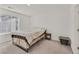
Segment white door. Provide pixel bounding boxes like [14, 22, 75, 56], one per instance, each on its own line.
[74, 6, 79, 53]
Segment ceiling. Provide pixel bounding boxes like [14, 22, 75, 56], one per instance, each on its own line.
[0, 4, 72, 16]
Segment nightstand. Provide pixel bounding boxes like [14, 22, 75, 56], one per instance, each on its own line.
[45, 33, 51, 40]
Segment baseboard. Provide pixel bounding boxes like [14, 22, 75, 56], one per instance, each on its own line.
[51, 38, 60, 42]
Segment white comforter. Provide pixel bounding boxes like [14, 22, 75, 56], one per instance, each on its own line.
[12, 28, 46, 44]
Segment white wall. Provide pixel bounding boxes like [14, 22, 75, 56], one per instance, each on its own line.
[31, 5, 71, 41]
[0, 33, 11, 43]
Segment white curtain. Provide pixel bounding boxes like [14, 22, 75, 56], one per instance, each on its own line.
[0, 15, 20, 33]
[11, 17, 20, 32]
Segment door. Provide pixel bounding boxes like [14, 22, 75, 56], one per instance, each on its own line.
[74, 6, 79, 53]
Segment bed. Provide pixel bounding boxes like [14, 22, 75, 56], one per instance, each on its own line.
[11, 28, 48, 52]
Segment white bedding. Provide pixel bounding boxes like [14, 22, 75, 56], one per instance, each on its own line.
[12, 28, 46, 44]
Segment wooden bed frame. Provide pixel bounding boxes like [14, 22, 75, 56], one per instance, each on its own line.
[11, 30, 51, 52]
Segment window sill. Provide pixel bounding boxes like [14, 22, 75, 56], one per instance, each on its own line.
[0, 32, 11, 36]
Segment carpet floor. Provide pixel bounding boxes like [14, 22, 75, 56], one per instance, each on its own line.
[0, 39, 73, 54]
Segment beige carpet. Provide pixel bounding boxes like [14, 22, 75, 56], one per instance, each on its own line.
[0, 39, 73, 54]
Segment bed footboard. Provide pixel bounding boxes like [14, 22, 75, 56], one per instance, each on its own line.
[12, 35, 30, 52]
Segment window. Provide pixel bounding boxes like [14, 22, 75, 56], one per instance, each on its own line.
[0, 15, 20, 33]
